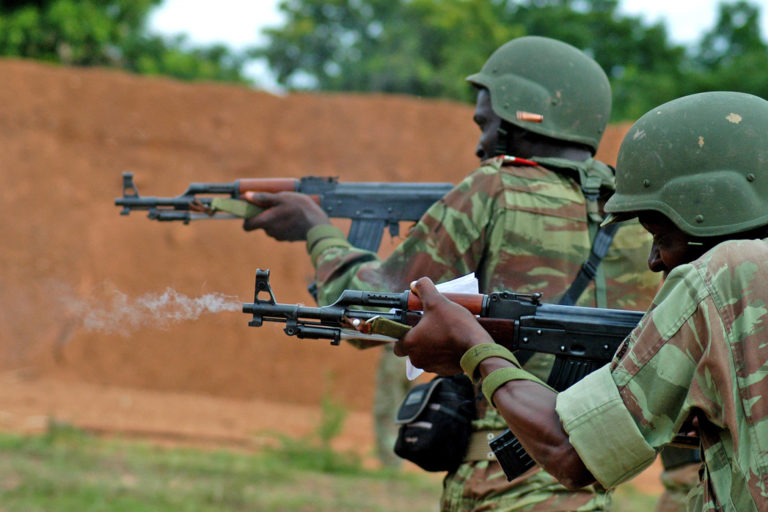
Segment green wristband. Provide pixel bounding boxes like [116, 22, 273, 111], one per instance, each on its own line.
[306, 224, 353, 264]
[311, 237, 353, 259]
[481, 366, 546, 407]
[306, 224, 347, 250]
[460, 343, 520, 383]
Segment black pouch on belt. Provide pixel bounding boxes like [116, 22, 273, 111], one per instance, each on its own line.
[393, 374, 476, 472]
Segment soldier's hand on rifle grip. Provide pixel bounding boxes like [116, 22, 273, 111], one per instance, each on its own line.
[394, 277, 493, 376]
[242, 191, 331, 241]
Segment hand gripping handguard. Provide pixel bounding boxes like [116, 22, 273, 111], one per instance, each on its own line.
[115, 173, 453, 252]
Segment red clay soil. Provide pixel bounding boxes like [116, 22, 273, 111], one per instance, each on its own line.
[0, 59, 660, 490]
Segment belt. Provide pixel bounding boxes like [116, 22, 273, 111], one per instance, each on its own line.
[463, 430, 505, 462]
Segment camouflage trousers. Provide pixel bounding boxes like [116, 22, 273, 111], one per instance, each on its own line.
[654, 462, 703, 512]
[440, 460, 611, 512]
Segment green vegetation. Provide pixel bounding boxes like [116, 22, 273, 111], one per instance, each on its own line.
[0, 419, 659, 512]
[259, 0, 768, 120]
[3, 1, 766, 120]
[0, 0, 249, 84]
[260, 387, 364, 475]
[0, 421, 438, 512]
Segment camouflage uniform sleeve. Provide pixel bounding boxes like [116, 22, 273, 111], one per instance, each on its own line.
[556, 260, 716, 489]
[556, 365, 657, 487]
[308, 164, 506, 305]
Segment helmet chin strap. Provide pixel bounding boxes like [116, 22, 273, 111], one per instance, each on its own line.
[494, 122, 511, 157]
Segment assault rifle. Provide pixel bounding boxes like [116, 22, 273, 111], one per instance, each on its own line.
[243, 269, 642, 388]
[115, 172, 453, 252]
[242, 269, 697, 479]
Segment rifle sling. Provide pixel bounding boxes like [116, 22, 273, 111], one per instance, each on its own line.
[515, 223, 619, 368]
[558, 223, 619, 307]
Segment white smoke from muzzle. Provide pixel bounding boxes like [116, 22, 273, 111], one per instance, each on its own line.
[63, 286, 242, 337]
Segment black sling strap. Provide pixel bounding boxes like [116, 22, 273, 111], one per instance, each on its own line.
[557, 223, 620, 306]
[515, 222, 619, 367]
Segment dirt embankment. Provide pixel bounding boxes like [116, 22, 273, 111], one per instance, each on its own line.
[0, 58, 630, 411]
[0, 59, 469, 409]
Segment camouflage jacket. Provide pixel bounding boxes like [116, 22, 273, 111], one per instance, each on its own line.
[307, 156, 659, 428]
[557, 238, 768, 511]
[308, 157, 656, 306]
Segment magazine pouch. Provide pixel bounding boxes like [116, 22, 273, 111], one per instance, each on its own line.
[393, 374, 475, 472]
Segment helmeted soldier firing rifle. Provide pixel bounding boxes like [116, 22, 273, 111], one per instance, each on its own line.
[241, 269, 704, 480]
[114, 172, 453, 252]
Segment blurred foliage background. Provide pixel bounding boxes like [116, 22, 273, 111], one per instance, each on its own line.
[0, 0, 248, 83]
[2, 0, 766, 121]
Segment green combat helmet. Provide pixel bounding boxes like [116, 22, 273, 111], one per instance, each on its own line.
[466, 36, 611, 153]
[604, 91, 768, 237]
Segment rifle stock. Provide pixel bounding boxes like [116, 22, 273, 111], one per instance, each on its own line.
[115, 172, 453, 252]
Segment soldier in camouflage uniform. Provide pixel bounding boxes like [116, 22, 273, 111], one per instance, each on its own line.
[395, 91, 768, 511]
[244, 36, 658, 510]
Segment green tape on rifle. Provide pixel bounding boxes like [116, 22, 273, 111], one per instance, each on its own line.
[210, 198, 264, 218]
[365, 316, 411, 339]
